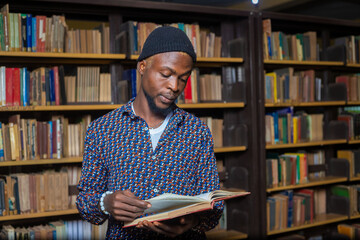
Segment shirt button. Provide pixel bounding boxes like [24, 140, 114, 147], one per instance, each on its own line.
[145, 127, 148, 131]
[154, 188, 159, 193]
[152, 156, 156, 160]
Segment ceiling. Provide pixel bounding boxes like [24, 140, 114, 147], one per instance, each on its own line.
[139, 0, 360, 20]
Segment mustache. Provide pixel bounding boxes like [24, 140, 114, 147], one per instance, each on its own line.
[161, 93, 177, 100]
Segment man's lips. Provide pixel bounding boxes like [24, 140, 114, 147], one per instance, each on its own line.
[159, 95, 175, 104]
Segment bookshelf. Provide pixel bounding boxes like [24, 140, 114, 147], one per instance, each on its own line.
[256, 10, 360, 239]
[0, 0, 255, 239]
[267, 213, 348, 236]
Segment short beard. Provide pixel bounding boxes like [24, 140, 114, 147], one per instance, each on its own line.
[143, 88, 174, 116]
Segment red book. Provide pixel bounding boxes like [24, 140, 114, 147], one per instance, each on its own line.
[297, 189, 314, 223]
[53, 66, 60, 105]
[36, 16, 46, 52]
[335, 75, 350, 101]
[5, 68, 13, 106]
[184, 75, 192, 104]
[12, 68, 21, 106]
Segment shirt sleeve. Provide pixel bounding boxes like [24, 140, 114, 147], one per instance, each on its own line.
[76, 120, 108, 225]
[193, 125, 224, 232]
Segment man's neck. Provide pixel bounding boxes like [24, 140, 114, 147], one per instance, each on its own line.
[133, 94, 166, 127]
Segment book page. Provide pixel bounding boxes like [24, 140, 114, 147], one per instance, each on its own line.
[144, 193, 208, 214]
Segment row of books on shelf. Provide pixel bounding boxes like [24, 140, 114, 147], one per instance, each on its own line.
[266, 151, 325, 189]
[336, 75, 360, 102]
[66, 24, 110, 54]
[0, 166, 81, 216]
[267, 188, 326, 231]
[0, 4, 110, 53]
[262, 18, 360, 64]
[268, 185, 360, 232]
[117, 21, 223, 58]
[265, 108, 323, 145]
[0, 65, 113, 107]
[200, 117, 223, 148]
[332, 35, 360, 64]
[338, 223, 360, 239]
[65, 67, 111, 103]
[1, 220, 107, 240]
[265, 68, 322, 104]
[1, 65, 245, 107]
[262, 19, 318, 61]
[0, 114, 91, 162]
[265, 68, 360, 105]
[337, 106, 360, 141]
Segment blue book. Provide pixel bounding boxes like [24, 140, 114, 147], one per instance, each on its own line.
[0, 122, 4, 160]
[267, 36, 272, 57]
[178, 22, 185, 32]
[26, 14, 32, 51]
[267, 197, 276, 231]
[31, 17, 36, 52]
[280, 190, 293, 228]
[133, 23, 138, 53]
[122, 69, 137, 98]
[22, 67, 28, 106]
[49, 69, 55, 105]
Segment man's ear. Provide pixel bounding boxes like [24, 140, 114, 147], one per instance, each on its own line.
[137, 60, 146, 75]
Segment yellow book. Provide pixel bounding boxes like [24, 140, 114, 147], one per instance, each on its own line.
[266, 72, 278, 103]
[292, 117, 298, 144]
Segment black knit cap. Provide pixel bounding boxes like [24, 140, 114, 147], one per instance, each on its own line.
[138, 26, 197, 63]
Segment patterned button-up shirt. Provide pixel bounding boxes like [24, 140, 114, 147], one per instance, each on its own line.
[76, 99, 223, 239]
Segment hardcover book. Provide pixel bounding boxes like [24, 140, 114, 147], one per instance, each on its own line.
[124, 189, 250, 227]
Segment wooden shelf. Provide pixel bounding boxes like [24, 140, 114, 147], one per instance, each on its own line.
[266, 139, 347, 149]
[0, 51, 126, 64]
[0, 209, 79, 222]
[214, 146, 247, 153]
[267, 213, 348, 236]
[0, 157, 82, 167]
[206, 229, 248, 240]
[348, 139, 360, 144]
[265, 101, 346, 107]
[346, 101, 360, 105]
[0, 105, 123, 112]
[350, 214, 360, 220]
[0, 102, 245, 112]
[266, 176, 348, 193]
[346, 63, 360, 68]
[263, 59, 344, 66]
[350, 176, 360, 182]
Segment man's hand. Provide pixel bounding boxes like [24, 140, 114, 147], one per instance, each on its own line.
[101, 189, 151, 222]
[136, 214, 200, 238]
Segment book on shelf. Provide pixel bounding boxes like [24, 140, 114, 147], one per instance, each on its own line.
[0, 220, 108, 240]
[267, 188, 327, 232]
[262, 19, 318, 61]
[116, 21, 223, 58]
[123, 189, 250, 227]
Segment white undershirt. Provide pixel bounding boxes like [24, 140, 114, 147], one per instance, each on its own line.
[131, 103, 172, 151]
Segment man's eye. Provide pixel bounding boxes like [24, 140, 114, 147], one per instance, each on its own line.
[180, 78, 187, 82]
[160, 73, 170, 78]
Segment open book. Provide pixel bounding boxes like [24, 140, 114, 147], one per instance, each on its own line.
[123, 189, 250, 227]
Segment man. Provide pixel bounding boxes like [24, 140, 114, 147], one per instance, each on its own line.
[76, 26, 223, 239]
